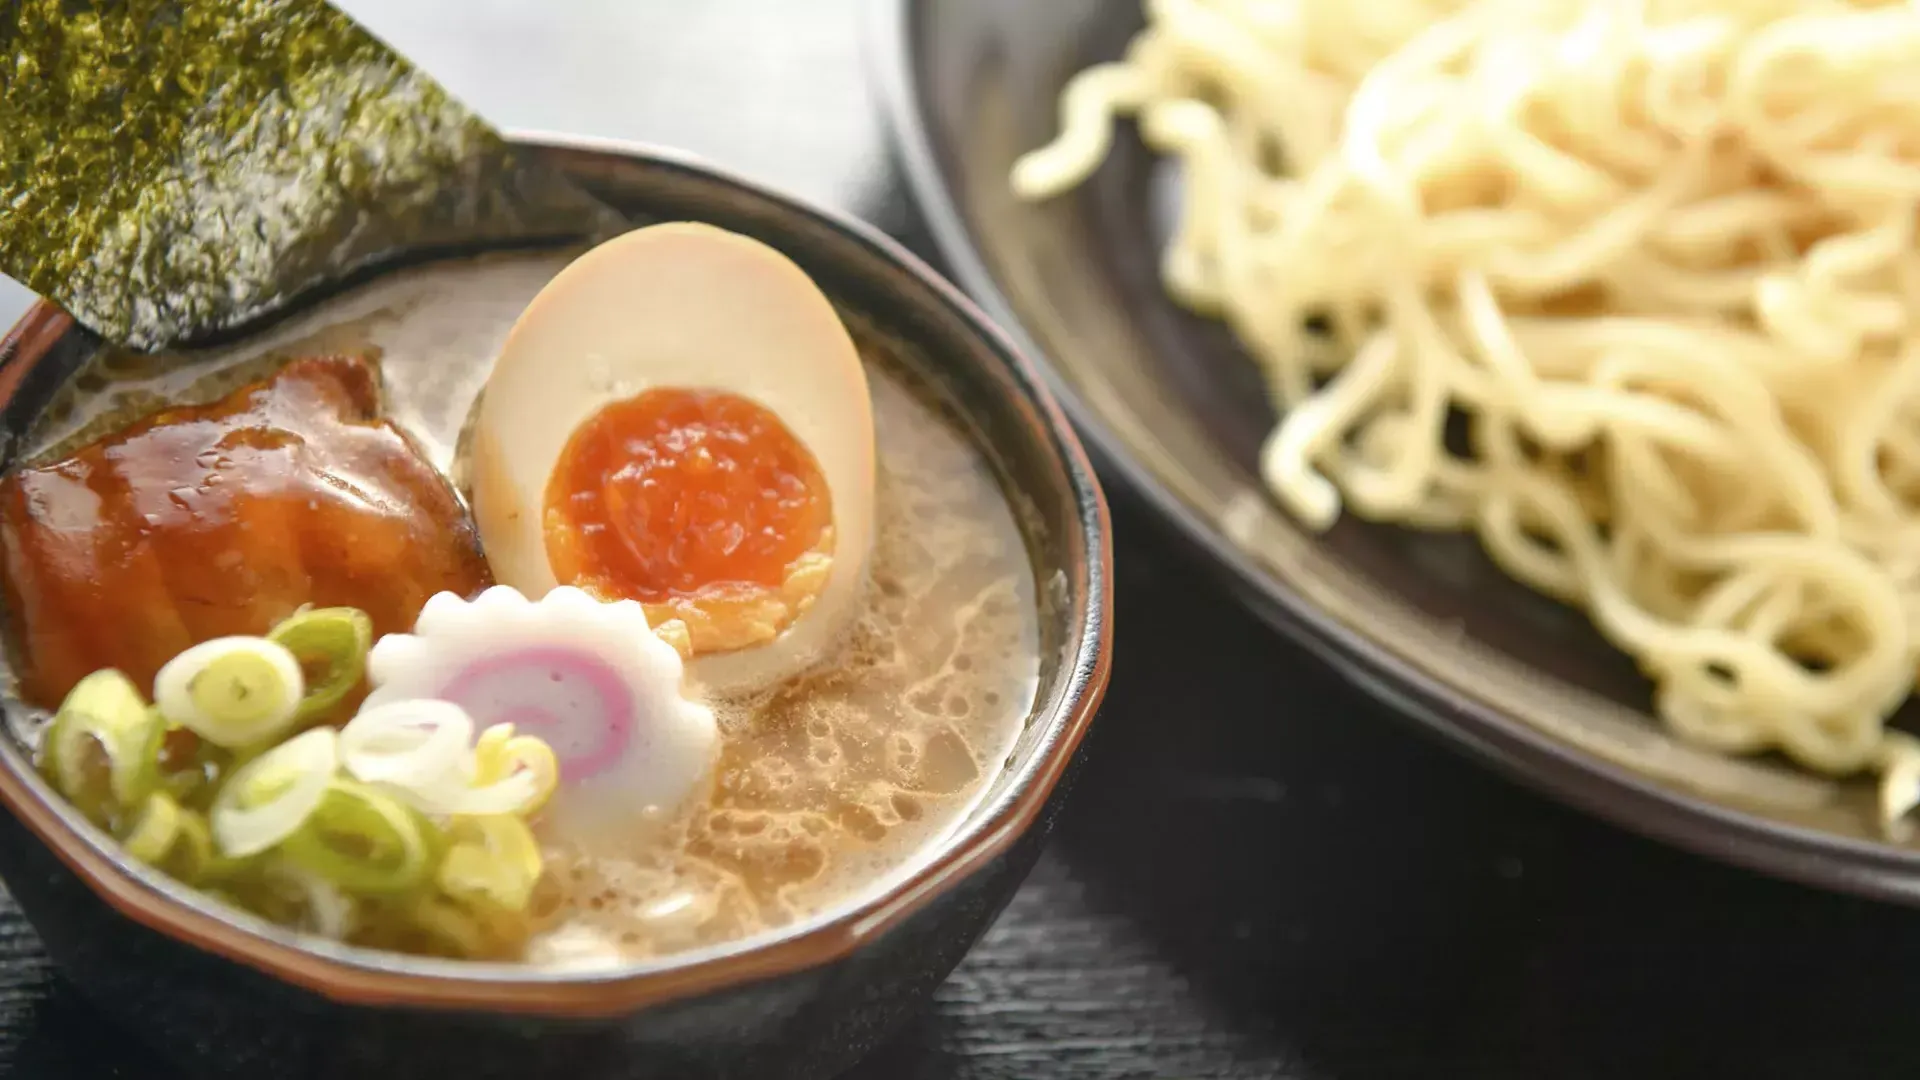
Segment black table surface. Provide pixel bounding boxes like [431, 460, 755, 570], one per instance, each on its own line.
[9, 4, 1920, 1078]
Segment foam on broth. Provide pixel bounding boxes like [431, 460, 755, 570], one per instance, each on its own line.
[6, 250, 1041, 965]
[530, 369, 1038, 964]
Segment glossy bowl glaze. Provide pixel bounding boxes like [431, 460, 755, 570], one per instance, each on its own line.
[0, 134, 1111, 1080]
[868, 0, 1920, 902]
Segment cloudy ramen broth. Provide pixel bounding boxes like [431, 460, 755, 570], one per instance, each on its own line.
[6, 250, 1040, 965]
[531, 370, 1038, 964]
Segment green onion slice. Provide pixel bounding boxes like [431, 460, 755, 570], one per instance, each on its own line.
[164, 806, 239, 885]
[42, 671, 165, 820]
[408, 896, 487, 958]
[210, 727, 338, 858]
[338, 698, 472, 794]
[473, 724, 559, 816]
[155, 636, 305, 749]
[281, 778, 436, 895]
[260, 859, 357, 941]
[119, 790, 183, 866]
[436, 814, 542, 912]
[268, 607, 372, 723]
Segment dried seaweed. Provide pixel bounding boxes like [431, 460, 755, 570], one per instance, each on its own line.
[0, 0, 625, 350]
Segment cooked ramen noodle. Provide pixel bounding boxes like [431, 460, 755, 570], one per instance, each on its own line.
[1015, 0, 1920, 822]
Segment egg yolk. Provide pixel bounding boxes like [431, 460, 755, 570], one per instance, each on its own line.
[543, 389, 833, 651]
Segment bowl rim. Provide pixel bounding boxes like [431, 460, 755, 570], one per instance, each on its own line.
[0, 130, 1114, 1015]
[862, 0, 1920, 904]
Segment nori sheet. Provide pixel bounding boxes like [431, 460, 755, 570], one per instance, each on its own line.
[0, 0, 626, 350]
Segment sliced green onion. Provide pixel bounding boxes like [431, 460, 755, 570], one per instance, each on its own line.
[157, 725, 218, 808]
[268, 607, 373, 723]
[407, 896, 490, 958]
[418, 771, 544, 818]
[155, 637, 305, 749]
[163, 806, 241, 885]
[42, 671, 165, 821]
[210, 727, 338, 858]
[339, 699, 472, 794]
[119, 791, 183, 866]
[370, 722, 558, 818]
[281, 778, 436, 895]
[473, 724, 559, 815]
[403, 894, 532, 961]
[256, 859, 357, 941]
[436, 814, 542, 912]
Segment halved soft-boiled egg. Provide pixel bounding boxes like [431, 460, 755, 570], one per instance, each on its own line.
[470, 222, 875, 691]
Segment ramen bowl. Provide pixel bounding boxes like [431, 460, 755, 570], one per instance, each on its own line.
[0, 135, 1111, 1080]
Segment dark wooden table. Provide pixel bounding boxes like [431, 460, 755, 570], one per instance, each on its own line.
[9, 3, 1920, 1077]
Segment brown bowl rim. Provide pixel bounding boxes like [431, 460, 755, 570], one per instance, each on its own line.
[0, 132, 1114, 1017]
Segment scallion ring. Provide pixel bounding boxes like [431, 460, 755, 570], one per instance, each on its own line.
[403, 770, 545, 818]
[210, 727, 338, 858]
[406, 896, 492, 959]
[437, 814, 543, 912]
[42, 671, 165, 821]
[164, 806, 234, 885]
[268, 607, 373, 723]
[473, 724, 560, 815]
[155, 637, 305, 749]
[281, 778, 437, 895]
[119, 790, 183, 866]
[261, 859, 357, 941]
[338, 698, 473, 795]
[386, 723, 559, 817]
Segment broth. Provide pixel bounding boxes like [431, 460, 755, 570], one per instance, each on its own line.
[530, 369, 1038, 964]
[4, 250, 1040, 964]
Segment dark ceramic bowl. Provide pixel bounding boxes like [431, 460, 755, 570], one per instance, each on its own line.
[0, 134, 1111, 1080]
[867, 0, 1920, 902]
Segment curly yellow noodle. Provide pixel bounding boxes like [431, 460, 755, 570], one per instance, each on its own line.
[1012, 0, 1920, 803]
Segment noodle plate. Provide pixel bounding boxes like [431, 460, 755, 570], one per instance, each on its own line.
[1014, 0, 1920, 817]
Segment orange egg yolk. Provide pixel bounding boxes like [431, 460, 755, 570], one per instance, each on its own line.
[543, 389, 833, 610]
